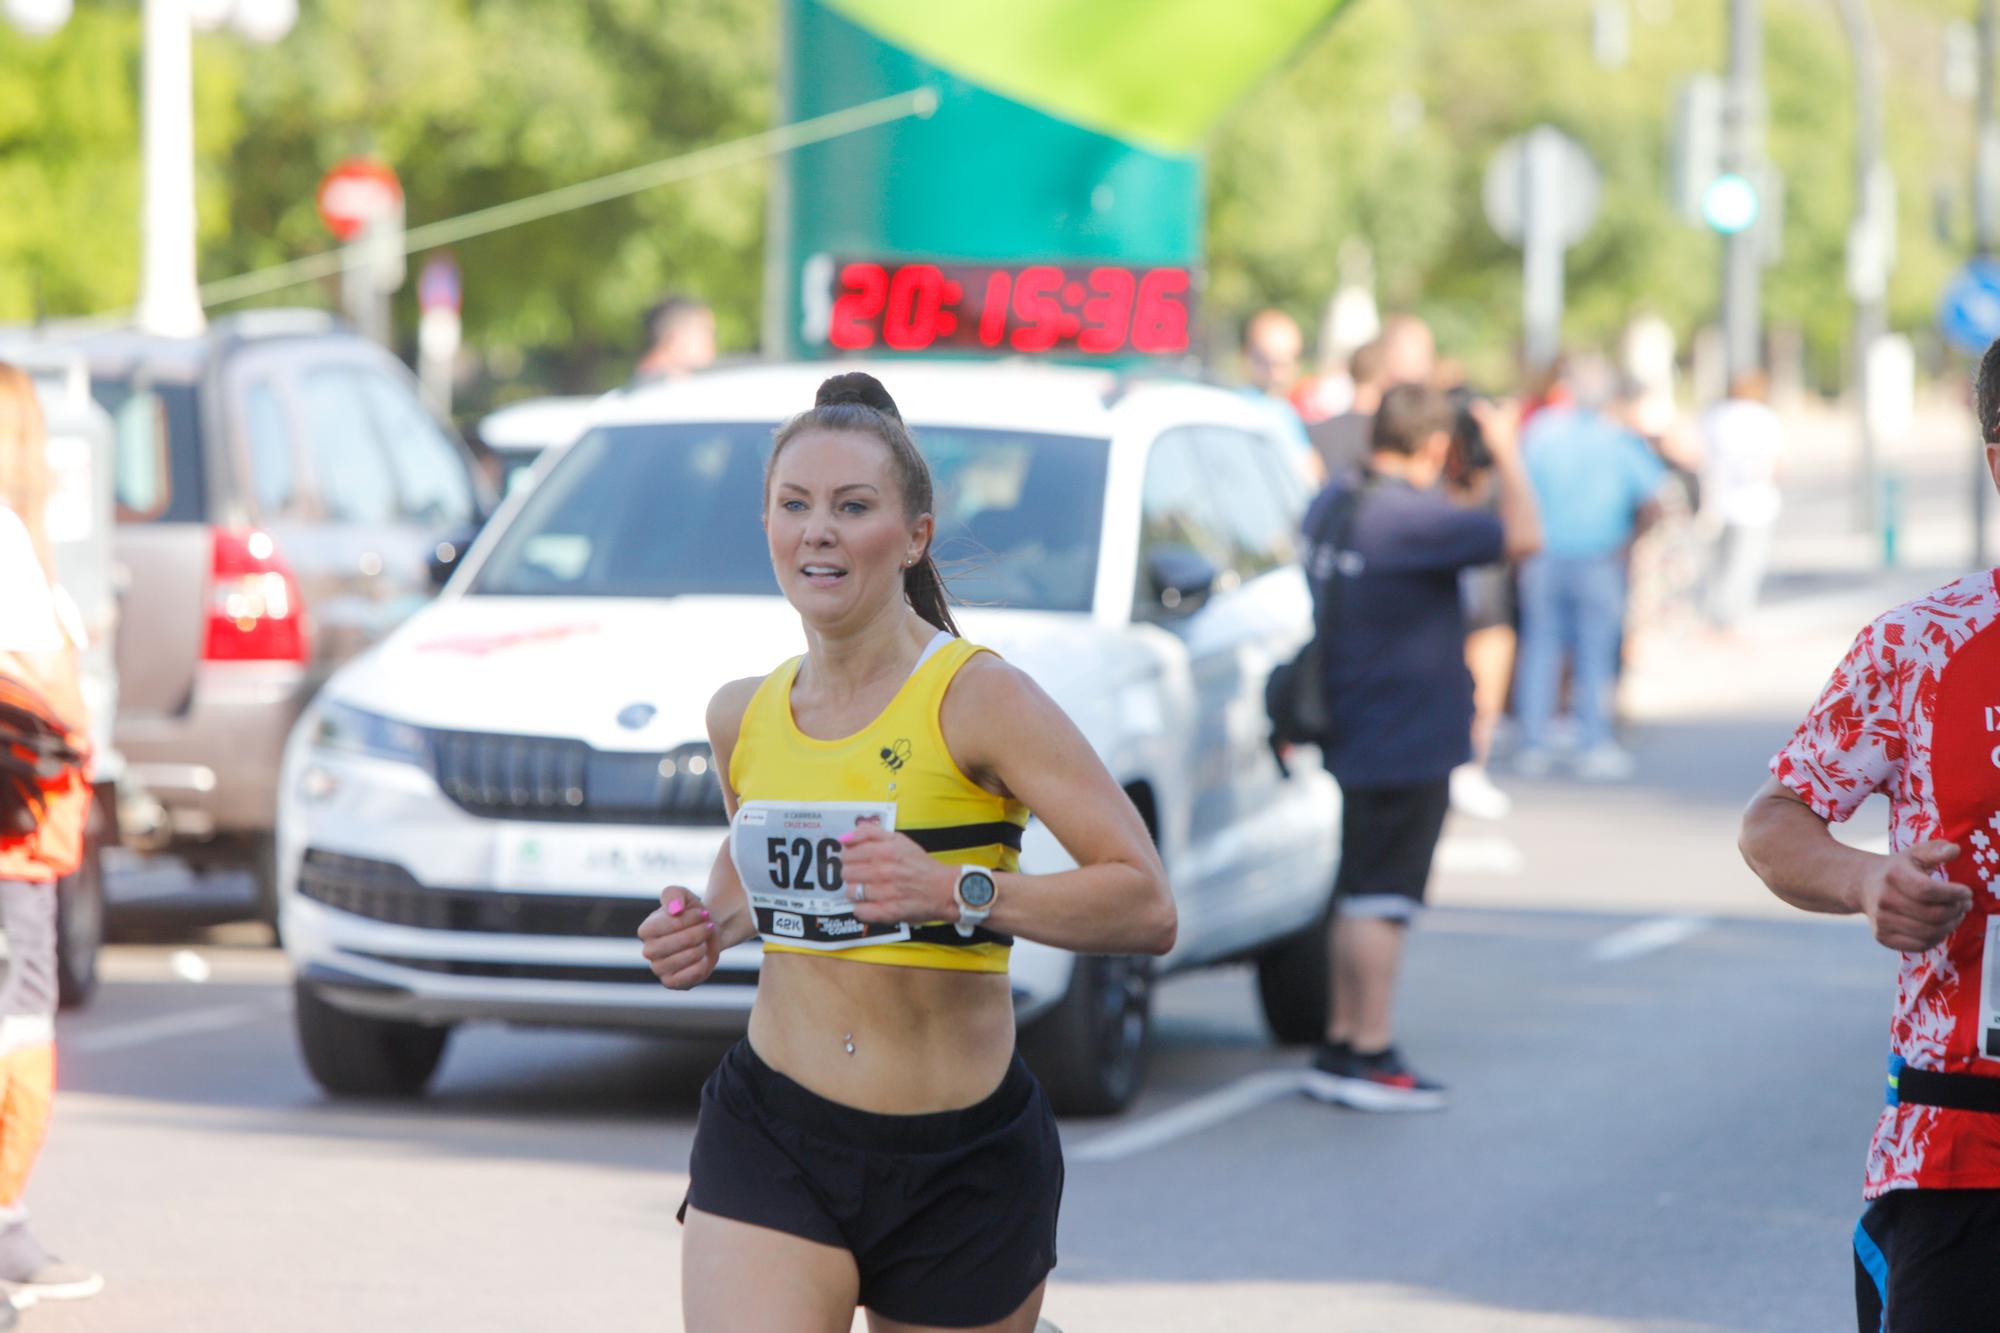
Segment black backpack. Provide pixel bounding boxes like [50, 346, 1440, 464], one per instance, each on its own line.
[1265, 481, 1369, 765]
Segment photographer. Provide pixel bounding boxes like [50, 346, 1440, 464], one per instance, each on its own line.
[1302, 383, 1539, 1111]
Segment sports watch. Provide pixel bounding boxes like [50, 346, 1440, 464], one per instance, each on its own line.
[952, 866, 998, 938]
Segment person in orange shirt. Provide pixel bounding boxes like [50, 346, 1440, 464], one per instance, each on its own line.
[0, 364, 102, 1320]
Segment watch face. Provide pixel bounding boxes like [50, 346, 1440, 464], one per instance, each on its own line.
[959, 872, 996, 909]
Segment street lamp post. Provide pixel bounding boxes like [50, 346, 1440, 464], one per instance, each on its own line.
[8, 0, 296, 337]
[1834, 0, 1887, 534]
[1720, 0, 1764, 379]
[135, 0, 203, 336]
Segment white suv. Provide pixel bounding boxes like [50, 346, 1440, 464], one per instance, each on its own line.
[277, 361, 1340, 1114]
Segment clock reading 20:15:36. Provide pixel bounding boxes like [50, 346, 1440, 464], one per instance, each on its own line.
[826, 260, 1193, 356]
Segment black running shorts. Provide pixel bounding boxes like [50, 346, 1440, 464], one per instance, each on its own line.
[681, 1039, 1062, 1328]
[1332, 778, 1452, 922]
[1854, 1187, 2000, 1331]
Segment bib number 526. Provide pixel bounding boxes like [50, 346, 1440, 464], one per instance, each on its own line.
[766, 836, 845, 892]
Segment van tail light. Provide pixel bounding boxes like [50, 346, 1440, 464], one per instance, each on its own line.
[203, 529, 309, 663]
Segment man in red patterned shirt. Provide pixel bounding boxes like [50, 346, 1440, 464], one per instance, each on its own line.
[1740, 340, 2000, 1331]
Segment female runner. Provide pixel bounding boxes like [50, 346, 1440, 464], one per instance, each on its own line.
[639, 371, 1175, 1332]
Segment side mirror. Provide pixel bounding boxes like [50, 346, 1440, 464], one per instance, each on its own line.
[1145, 546, 1218, 615]
[427, 522, 481, 592]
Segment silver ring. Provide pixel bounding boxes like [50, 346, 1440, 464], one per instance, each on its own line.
[851, 882, 866, 901]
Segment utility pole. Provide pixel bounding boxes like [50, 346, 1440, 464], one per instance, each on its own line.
[1977, 0, 1997, 567]
[1720, 0, 1764, 380]
[1835, 0, 1887, 534]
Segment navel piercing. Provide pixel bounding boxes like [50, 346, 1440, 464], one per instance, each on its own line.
[843, 1033, 856, 1056]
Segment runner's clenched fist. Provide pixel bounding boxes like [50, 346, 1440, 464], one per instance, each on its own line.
[639, 888, 719, 989]
[1859, 840, 1971, 954]
[836, 824, 954, 925]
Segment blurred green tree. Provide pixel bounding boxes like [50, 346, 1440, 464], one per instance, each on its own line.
[1206, 0, 1978, 393]
[217, 0, 773, 393]
[1, 0, 770, 399]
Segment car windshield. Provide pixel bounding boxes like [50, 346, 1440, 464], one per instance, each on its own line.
[469, 421, 1110, 612]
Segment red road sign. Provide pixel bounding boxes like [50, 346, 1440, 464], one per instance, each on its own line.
[317, 157, 402, 242]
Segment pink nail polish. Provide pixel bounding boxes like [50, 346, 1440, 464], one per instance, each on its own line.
[667, 899, 684, 917]
[700, 909, 710, 920]
[837, 832, 855, 845]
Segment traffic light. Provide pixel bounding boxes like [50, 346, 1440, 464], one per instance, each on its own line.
[1702, 173, 1759, 235]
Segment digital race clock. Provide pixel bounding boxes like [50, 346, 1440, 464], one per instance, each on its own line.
[814, 258, 1195, 358]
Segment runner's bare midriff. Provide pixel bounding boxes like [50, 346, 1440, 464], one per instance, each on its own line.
[748, 952, 1016, 1113]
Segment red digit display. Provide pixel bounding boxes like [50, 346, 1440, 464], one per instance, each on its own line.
[977, 271, 1012, 347]
[1009, 265, 1065, 353]
[818, 258, 1193, 358]
[829, 263, 888, 350]
[1077, 267, 1137, 354]
[882, 264, 945, 351]
[1131, 268, 1191, 355]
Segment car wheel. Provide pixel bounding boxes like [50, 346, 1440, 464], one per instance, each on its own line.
[293, 979, 449, 1098]
[1019, 953, 1154, 1118]
[54, 820, 105, 1012]
[1255, 907, 1331, 1046]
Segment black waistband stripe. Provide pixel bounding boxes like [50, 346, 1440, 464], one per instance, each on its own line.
[900, 821, 1025, 854]
[909, 922, 1014, 949]
[1896, 1066, 2000, 1114]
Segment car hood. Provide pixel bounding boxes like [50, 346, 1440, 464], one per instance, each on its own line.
[325, 595, 1124, 752]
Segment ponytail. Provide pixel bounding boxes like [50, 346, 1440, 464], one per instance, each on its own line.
[903, 552, 959, 636]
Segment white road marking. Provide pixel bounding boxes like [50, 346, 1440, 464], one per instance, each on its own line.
[1589, 915, 1712, 963]
[1433, 834, 1526, 877]
[64, 999, 282, 1054]
[170, 950, 213, 984]
[1069, 1070, 1309, 1163]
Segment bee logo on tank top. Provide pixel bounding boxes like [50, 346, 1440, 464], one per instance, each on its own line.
[879, 739, 911, 773]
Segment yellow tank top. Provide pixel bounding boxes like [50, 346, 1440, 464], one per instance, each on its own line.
[729, 635, 1027, 973]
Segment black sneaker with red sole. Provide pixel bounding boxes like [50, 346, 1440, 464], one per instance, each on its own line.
[1304, 1043, 1447, 1112]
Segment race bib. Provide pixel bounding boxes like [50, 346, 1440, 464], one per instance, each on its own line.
[729, 801, 906, 950]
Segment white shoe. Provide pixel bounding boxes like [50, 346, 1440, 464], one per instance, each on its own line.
[0, 1260, 101, 1302]
[1574, 744, 1636, 782]
[1513, 747, 1556, 779]
[1449, 764, 1512, 820]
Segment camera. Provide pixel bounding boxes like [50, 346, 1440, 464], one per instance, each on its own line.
[1446, 385, 1493, 474]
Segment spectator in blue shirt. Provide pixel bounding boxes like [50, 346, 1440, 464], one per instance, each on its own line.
[1512, 359, 1668, 781]
[1301, 383, 1540, 1111]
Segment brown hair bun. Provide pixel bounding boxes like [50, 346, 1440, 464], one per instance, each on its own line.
[814, 371, 901, 423]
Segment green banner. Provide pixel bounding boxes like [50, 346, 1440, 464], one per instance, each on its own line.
[823, 0, 1350, 153]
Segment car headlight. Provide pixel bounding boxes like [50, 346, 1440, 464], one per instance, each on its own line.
[312, 700, 431, 768]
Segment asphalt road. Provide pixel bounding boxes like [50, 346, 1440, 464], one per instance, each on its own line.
[32, 596, 1908, 1332]
[26, 894, 1887, 1333]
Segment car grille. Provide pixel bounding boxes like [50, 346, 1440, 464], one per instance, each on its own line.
[426, 732, 726, 825]
[299, 849, 655, 938]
